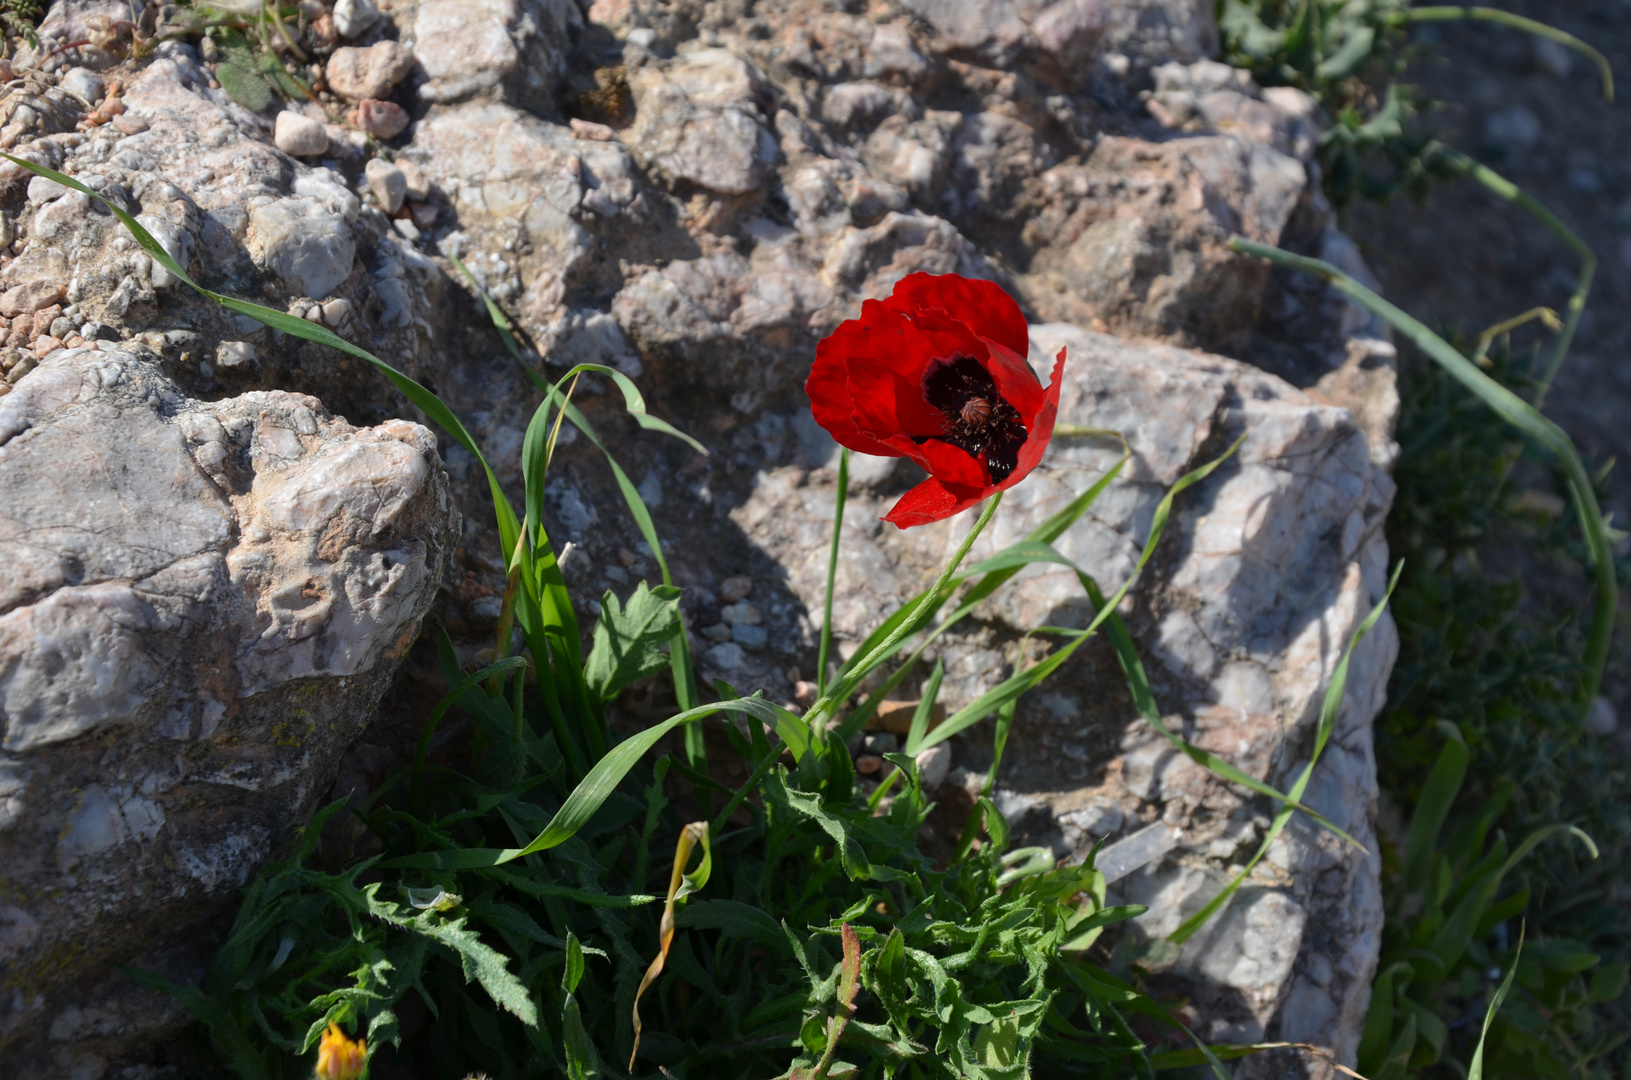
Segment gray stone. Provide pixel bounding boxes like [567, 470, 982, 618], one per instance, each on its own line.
[56, 67, 104, 107]
[248, 197, 357, 299]
[333, 0, 382, 39]
[413, 0, 580, 113]
[274, 110, 329, 157]
[0, 345, 457, 1070]
[365, 157, 407, 215]
[325, 40, 416, 103]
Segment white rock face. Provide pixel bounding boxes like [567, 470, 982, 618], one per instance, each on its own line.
[0, 345, 457, 1066]
[248, 197, 357, 299]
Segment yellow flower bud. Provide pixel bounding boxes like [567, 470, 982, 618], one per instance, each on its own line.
[314, 1021, 367, 1080]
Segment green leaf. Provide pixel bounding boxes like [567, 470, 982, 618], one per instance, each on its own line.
[365, 887, 538, 1026]
[585, 581, 683, 704]
[563, 931, 586, 994]
[1469, 925, 1524, 1080]
[1403, 722, 1469, 896]
[216, 56, 274, 111]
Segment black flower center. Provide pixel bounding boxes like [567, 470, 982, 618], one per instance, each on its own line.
[918, 354, 1028, 484]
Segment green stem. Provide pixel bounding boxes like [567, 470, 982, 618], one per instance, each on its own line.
[805, 493, 1004, 728]
[1397, 8, 1613, 102]
[817, 449, 849, 696]
[1229, 237, 1614, 706]
[1435, 148, 1597, 404]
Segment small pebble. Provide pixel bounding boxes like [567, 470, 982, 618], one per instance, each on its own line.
[333, 0, 382, 38]
[398, 159, 429, 200]
[915, 744, 952, 790]
[406, 200, 439, 230]
[855, 754, 883, 775]
[321, 297, 353, 326]
[392, 216, 421, 241]
[365, 157, 407, 214]
[32, 335, 62, 357]
[731, 622, 768, 649]
[701, 623, 733, 643]
[216, 340, 256, 368]
[58, 67, 105, 105]
[719, 575, 753, 602]
[326, 41, 414, 102]
[569, 117, 617, 141]
[721, 602, 761, 625]
[274, 111, 329, 157]
[354, 98, 409, 139]
[112, 114, 149, 135]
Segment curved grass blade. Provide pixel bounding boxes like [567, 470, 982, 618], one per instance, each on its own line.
[380, 696, 808, 870]
[631, 821, 711, 1069]
[1169, 564, 1400, 945]
[1399, 8, 1613, 102]
[1229, 236, 1615, 705]
[1468, 923, 1524, 1080]
[916, 435, 1243, 753]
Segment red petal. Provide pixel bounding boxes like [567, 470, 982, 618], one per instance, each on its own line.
[881, 433, 990, 489]
[998, 346, 1066, 492]
[982, 339, 1045, 423]
[807, 297, 949, 455]
[882, 475, 988, 528]
[890, 272, 1029, 358]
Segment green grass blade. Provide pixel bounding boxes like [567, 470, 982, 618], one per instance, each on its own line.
[1469, 923, 1525, 1080]
[381, 697, 808, 870]
[817, 448, 849, 697]
[1401, 8, 1613, 102]
[1168, 565, 1399, 944]
[1402, 722, 1470, 896]
[1229, 236, 1615, 705]
[917, 436, 1242, 752]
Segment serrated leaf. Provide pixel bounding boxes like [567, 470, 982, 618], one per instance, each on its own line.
[585, 581, 683, 704]
[364, 887, 537, 1026]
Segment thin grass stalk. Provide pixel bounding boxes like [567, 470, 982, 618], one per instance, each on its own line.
[1397, 8, 1614, 102]
[817, 449, 849, 697]
[805, 493, 1004, 725]
[1229, 236, 1614, 705]
[1434, 148, 1597, 401]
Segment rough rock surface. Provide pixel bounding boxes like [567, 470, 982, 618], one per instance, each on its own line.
[0, 0, 1402, 1074]
[738, 326, 1395, 1060]
[0, 346, 458, 1076]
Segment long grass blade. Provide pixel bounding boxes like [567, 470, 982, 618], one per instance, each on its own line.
[817, 448, 849, 696]
[1168, 564, 1399, 945]
[1229, 236, 1614, 705]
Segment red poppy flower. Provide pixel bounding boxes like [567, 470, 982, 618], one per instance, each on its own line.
[805, 272, 1066, 528]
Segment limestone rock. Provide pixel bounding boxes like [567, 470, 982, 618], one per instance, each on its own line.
[333, 0, 382, 39]
[248, 196, 357, 299]
[413, 0, 581, 113]
[0, 344, 458, 1073]
[273, 110, 329, 157]
[626, 47, 779, 195]
[325, 40, 416, 103]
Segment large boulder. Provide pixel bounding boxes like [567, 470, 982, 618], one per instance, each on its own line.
[0, 345, 458, 1076]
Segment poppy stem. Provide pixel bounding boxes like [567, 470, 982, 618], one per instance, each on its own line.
[816, 449, 849, 698]
[806, 492, 1004, 725]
